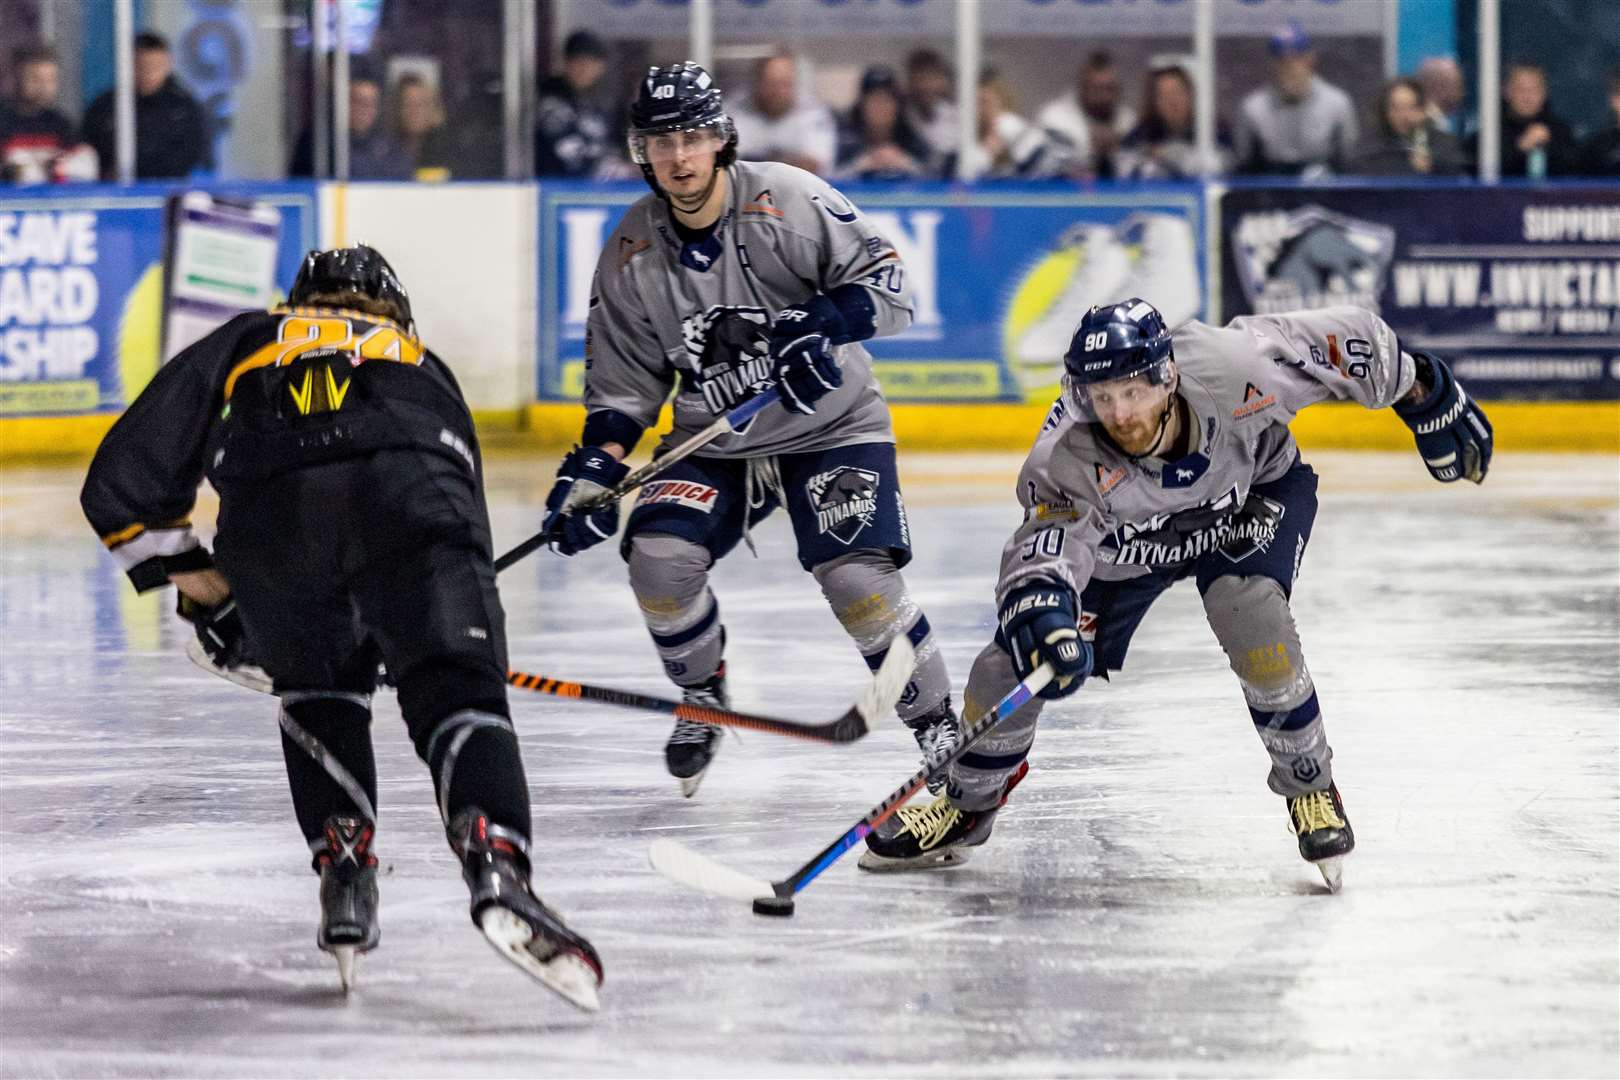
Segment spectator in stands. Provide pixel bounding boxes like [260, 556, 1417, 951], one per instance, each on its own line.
[834, 66, 933, 180]
[392, 74, 453, 179]
[83, 32, 212, 180]
[903, 49, 958, 172]
[947, 69, 1069, 181]
[1233, 20, 1357, 176]
[289, 73, 412, 179]
[1, 44, 94, 184]
[536, 30, 616, 177]
[1350, 77, 1467, 176]
[1116, 64, 1231, 180]
[1417, 56, 1469, 136]
[1036, 51, 1137, 179]
[1470, 62, 1580, 178]
[1578, 70, 1620, 176]
[730, 50, 837, 176]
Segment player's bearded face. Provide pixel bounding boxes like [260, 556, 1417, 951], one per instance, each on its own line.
[1085, 374, 1173, 455]
[649, 129, 724, 204]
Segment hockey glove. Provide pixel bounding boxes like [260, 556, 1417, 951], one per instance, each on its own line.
[998, 582, 1093, 700]
[1393, 351, 1493, 485]
[769, 297, 843, 415]
[177, 592, 273, 693]
[542, 445, 629, 556]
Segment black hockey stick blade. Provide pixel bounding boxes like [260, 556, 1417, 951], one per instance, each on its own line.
[648, 664, 1055, 912]
[508, 635, 913, 746]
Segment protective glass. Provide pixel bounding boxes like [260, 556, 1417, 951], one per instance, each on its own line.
[628, 121, 730, 165]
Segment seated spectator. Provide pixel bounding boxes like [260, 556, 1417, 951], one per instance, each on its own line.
[1, 44, 95, 183]
[1469, 62, 1580, 178]
[1117, 64, 1231, 180]
[903, 49, 958, 172]
[1036, 51, 1137, 179]
[289, 73, 412, 179]
[1579, 70, 1620, 176]
[536, 30, 616, 177]
[834, 66, 932, 180]
[730, 50, 836, 176]
[1233, 20, 1357, 176]
[1417, 56, 1469, 136]
[1350, 77, 1467, 176]
[83, 32, 211, 180]
[946, 69, 1070, 180]
[392, 73, 453, 179]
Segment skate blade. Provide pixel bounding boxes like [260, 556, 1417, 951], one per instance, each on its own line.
[478, 907, 600, 1012]
[1314, 855, 1345, 893]
[331, 945, 357, 993]
[856, 846, 973, 873]
[677, 771, 707, 799]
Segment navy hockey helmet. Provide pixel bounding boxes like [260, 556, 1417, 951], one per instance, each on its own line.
[288, 244, 413, 329]
[628, 62, 737, 187]
[1063, 298, 1175, 388]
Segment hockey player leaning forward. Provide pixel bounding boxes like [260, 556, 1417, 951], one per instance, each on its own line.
[543, 62, 958, 797]
[80, 247, 603, 1009]
[861, 298, 1494, 890]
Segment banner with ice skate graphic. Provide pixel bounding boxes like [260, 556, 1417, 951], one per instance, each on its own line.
[807, 466, 881, 546]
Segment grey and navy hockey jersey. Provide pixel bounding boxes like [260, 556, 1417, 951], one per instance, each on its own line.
[997, 306, 1414, 605]
[583, 159, 911, 457]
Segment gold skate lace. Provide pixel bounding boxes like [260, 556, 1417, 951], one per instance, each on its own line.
[1289, 789, 1344, 835]
[896, 795, 963, 851]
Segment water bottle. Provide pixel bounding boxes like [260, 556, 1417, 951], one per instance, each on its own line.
[1527, 145, 1547, 180]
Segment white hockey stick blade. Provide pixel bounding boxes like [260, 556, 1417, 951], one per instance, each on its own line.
[185, 637, 274, 695]
[649, 838, 775, 904]
[478, 907, 601, 1012]
[856, 635, 917, 727]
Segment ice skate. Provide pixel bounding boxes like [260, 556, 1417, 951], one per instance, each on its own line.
[665, 665, 727, 798]
[1287, 782, 1355, 892]
[315, 815, 380, 993]
[904, 697, 961, 795]
[452, 809, 603, 1012]
[859, 762, 1028, 872]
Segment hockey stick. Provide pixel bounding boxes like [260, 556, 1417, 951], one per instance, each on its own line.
[648, 662, 1055, 913]
[493, 388, 782, 572]
[507, 636, 913, 745]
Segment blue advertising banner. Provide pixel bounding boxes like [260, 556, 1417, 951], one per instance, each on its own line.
[538, 181, 1205, 404]
[0, 182, 317, 417]
[1219, 182, 1620, 399]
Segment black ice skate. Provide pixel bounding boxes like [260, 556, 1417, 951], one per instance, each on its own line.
[315, 815, 380, 993]
[1287, 782, 1355, 893]
[859, 761, 1028, 872]
[904, 697, 961, 795]
[665, 664, 727, 798]
[451, 808, 603, 1012]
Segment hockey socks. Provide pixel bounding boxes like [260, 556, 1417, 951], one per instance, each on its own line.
[278, 691, 378, 851]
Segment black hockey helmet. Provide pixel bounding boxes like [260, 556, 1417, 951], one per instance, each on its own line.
[1063, 298, 1175, 387]
[288, 244, 413, 329]
[627, 62, 737, 190]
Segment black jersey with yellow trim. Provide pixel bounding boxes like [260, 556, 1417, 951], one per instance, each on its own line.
[81, 306, 478, 593]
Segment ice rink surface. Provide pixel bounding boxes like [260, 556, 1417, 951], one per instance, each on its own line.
[2, 450, 1616, 1078]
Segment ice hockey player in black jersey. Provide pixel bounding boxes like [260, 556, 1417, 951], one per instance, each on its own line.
[860, 297, 1493, 891]
[80, 245, 602, 1009]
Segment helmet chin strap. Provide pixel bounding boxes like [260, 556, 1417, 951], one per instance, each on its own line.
[1126, 375, 1182, 461]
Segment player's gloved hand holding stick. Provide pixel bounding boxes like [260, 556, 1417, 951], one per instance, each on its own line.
[540, 445, 630, 556]
[769, 294, 846, 415]
[1393, 350, 1493, 485]
[998, 582, 1093, 699]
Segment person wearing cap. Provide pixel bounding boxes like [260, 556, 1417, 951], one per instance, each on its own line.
[535, 29, 617, 177]
[1233, 20, 1357, 176]
[834, 66, 934, 180]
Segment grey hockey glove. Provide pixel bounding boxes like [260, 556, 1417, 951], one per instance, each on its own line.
[542, 445, 629, 556]
[769, 296, 843, 415]
[998, 582, 1092, 700]
[1393, 351, 1492, 484]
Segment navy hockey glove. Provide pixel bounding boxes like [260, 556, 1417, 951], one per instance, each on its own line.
[998, 583, 1092, 700]
[542, 445, 629, 556]
[769, 297, 843, 415]
[177, 592, 253, 670]
[1393, 351, 1492, 485]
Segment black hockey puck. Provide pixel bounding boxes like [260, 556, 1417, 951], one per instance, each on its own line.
[752, 895, 795, 917]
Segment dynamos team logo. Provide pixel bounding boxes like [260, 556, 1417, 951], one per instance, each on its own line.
[1232, 205, 1396, 315]
[681, 305, 773, 417]
[807, 466, 881, 545]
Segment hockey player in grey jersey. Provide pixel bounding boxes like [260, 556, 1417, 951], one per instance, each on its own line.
[860, 297, 1493, 890]
[540, 62, 956, 796]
